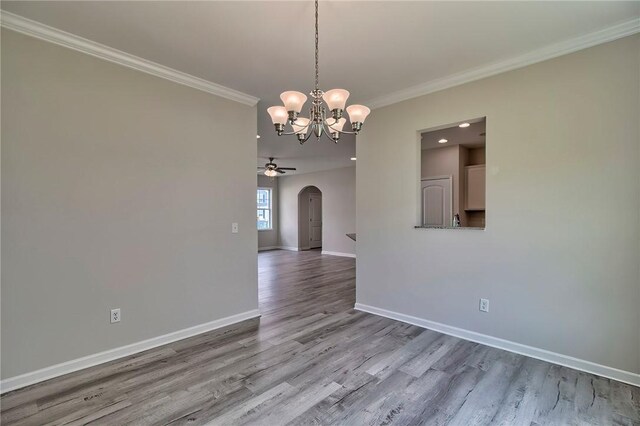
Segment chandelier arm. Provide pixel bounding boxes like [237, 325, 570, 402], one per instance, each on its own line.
[278, 122, 316, 137]
[324, 121, 341, 133]
[278, 119, 313, 136]
[320, 122, 339, 142]
[323, 120, 358, 135]
[294, 120, 313, 129]
[335, 129, 359, 135]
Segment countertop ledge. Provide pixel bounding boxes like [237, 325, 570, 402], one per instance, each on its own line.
[414, 225, 485, 230]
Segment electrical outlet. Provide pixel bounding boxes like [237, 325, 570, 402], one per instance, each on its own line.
[110, 308, 121, 323]
[479, 299, 489, 313]
[231, 222, 239, 233]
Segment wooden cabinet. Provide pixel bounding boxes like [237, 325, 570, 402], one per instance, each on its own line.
[464, 165, 485, 211]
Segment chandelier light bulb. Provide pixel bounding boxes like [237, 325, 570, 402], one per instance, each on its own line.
[280, 91, 308, 113]
[267, 106, 288, 125]
[292, 117, 310, 135]
[327, 117, 347, 133]
[346, 105, 371, 124]
[323, 89, 350, 111]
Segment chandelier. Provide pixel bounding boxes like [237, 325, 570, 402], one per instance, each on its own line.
[267, 0, 370, 144]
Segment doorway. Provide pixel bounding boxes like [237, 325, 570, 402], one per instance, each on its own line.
[421, 176, 452, 227]
[298, 186, 322, 250]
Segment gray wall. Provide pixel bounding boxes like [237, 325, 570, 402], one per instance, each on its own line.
[1, 29, 258, 379]
[257, 174, 279, 249]
[356, 35, 640, 374]
[279, 167, 356, 255]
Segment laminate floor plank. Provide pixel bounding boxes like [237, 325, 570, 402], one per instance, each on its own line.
[1, 249, 638, 425]
[447, 352, 525, 426]
[206, 382, 296, 426]
[257, 381, 341, 426]
[489, 357, 551, 425]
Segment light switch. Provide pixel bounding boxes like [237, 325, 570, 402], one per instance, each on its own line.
[232, 222, 239, 233]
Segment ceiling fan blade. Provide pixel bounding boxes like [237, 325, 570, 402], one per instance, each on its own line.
[277, 167, 297, 170]
[276, 170, 286, 174]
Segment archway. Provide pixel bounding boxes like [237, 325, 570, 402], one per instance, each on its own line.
[297, 186, 322, 250]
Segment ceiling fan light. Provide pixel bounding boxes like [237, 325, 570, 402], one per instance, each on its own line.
[323, 89, 350, 111]
[280, 91, 308, 113]
[264, 169, 278, 177]
[292, 117, 310, 135]
[267, 106, 288, 125]
[346, 105, 371, 124]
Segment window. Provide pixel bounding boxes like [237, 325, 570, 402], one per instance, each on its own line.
[257, 188, 272, 230]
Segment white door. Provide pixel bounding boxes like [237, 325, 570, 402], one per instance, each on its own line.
[422, 177, 452, 227]
[309, 194, 322, 248]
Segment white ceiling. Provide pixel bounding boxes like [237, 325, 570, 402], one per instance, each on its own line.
[422, 118, 486, 150]
[3, 1, 638, 175]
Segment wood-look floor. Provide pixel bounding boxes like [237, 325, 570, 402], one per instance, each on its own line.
[2, 249, 639, 425]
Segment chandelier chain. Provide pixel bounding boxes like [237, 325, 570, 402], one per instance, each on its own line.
[314, 0, 319, 92]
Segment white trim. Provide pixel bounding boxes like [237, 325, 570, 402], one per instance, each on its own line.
[0, 309, 260, 394]
[321, 250, 356, 258]
[0, 11, 259, 106]
[354, 303, 640, 387]
[277, 246, 300, 252]
[259, 247, 355, 257]
[421, 175, 452, 181]
[3, 11, 636, 111]
[366, 19, 640, 109]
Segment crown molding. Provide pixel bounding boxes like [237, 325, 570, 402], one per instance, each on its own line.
[2, 10, 637, 110]
[366, 18, 640, 109]
[0, 11, 260, 107]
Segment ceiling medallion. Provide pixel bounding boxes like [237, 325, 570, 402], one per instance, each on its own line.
[267, 0, 370, 144]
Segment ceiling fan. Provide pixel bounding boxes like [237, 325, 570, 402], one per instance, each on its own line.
[259, 157, 296, 177]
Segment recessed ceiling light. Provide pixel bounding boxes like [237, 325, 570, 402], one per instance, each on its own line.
[458, 123, 470, 128]
[350, 157, 357, 161]
[256, 135, 261, 139]
[438, 139, 448, 144]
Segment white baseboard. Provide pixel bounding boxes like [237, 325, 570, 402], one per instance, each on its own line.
[321, 250, 356, 258]
[264, 247, 356, 258]
[0, 309, 261, 394]
[354, 303, 640, 387]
